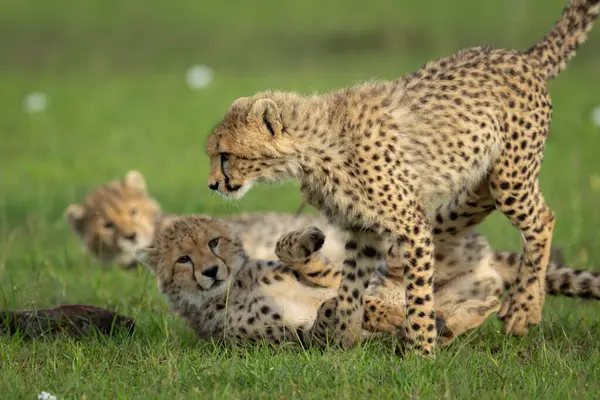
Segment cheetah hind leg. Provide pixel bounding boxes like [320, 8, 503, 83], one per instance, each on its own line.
[436, 297, 501, 347]
[491, 170, 555, 335]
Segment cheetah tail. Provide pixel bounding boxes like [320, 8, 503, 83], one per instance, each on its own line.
[524, 0, 599, 80]
[545, 260, 600, 299]
[490, 249, 600, 300]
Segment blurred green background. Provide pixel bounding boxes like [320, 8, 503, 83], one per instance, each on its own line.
[1, 0, 600, 398]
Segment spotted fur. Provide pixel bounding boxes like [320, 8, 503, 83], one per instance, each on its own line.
[205, 0, 599, 355]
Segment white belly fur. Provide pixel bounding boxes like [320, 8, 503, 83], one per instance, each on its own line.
[260, 278, 337, 328]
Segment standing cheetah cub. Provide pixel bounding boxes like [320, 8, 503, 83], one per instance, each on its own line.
[206, 0, 599, 355]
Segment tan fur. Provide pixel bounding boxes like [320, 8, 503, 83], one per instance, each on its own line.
[138, 215, 600, 349]
[205, 0, 599, 355]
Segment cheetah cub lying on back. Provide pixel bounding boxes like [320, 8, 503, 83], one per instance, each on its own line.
[206, 0, 600, 355]
[137, 215, 600, 348]
[137, 215, 406, 345]
[64, 170, 345, 269]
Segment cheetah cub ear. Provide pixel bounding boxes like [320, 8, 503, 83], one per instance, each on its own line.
[137, 246, 172, 284]
[230, 96, 250, 111]
[124, 170, 147, 193]
[248, 98, 283, 137]
[64, 204, 86, 234]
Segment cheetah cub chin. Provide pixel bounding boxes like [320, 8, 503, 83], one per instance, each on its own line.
[137, 215, 600, 349]
[136, 215, 407, 346]
[206, 0, 600, 355]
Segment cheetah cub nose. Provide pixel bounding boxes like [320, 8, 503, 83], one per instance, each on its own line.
[202, 265, 219, 279]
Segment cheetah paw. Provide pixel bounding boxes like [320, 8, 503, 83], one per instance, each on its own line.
[275, 226, 325, 264]
[398, 340, 437, 359]
[435, 314, 456, 348]
[362, 300, 406, 335]
[312, 298, 361, 349]
[498, 288, 543, 335]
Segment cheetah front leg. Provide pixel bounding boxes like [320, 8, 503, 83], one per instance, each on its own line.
[430, 183, 495, 246]
[362, 248, 409, 337]
[310, 230, 384, 348]
[311, 210, 437, 355]
[391, 183, 495, 353]
[361, 296, 406, 335]
[387, 213, 438, 357]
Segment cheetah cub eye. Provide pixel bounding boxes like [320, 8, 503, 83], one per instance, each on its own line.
[208, 238, 220, 250]
[104, 220, 115, 229]
[220, 153, 229, 170]
[176, 255, 193, 267]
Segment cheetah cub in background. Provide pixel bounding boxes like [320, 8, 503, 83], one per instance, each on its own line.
[65, 170, 164, 268]
[206, 0, 600, 355]
[137, 215, 600, 348]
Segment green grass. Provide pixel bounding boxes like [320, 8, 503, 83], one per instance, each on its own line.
[1, 0, 600, 398]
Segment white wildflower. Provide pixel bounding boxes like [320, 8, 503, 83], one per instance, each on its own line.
[23, 92, 48, 113]
[37, 391, 57, 400]
[186, 65, 214, 89]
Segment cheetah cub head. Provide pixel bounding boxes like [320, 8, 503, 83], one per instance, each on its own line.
[136, 215, 247, 301]
[64, 170, 161, 268]
[206, 92, 302, 199]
